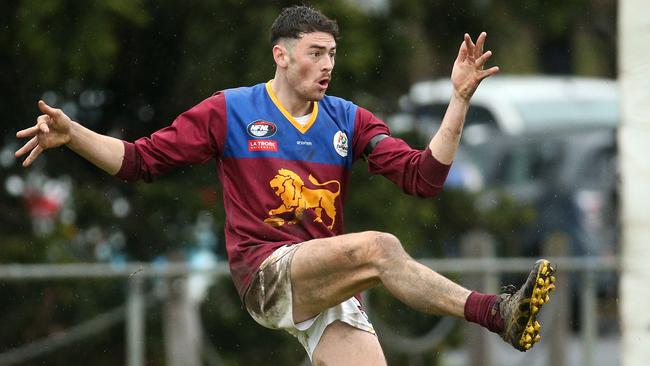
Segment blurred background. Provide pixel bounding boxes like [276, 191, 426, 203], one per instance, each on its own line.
[0, 0, 624, 365]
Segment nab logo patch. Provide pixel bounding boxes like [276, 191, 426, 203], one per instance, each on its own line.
[247, 120, 277, 138]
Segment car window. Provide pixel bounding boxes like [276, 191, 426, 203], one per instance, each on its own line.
[493, 140, 563, 186]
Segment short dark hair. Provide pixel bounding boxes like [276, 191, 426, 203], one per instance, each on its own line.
[270, 5, 339, 45]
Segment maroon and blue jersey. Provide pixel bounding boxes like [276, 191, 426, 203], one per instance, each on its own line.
[117, 81, 451, 299]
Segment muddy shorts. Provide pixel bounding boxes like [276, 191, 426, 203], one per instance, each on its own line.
[244, 244, 376, 359]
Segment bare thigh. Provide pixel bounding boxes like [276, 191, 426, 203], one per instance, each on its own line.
[291, 231, 395, 322]
[311, 321, 386, 366]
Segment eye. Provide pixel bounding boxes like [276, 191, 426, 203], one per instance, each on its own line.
[312, 51, 321, 57]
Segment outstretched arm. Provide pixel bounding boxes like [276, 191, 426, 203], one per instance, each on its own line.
[15, 100, 125, 174]
[428, 32, 499, 164]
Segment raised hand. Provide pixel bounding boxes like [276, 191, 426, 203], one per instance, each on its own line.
[15, 100, 73, 167]
[451, 32, 499, 101]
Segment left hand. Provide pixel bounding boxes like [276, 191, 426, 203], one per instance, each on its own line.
[15, 100, 73, 167]
[451, 32, 499, 101]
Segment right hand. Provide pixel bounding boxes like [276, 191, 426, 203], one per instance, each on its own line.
[15, 100, 73, 167]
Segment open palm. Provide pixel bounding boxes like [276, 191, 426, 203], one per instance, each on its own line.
[451, 32, 499, 101]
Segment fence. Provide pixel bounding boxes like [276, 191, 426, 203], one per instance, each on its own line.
[0, 234, 619, 366]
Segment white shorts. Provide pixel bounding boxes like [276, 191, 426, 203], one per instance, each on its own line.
[244, 244, 376, 359]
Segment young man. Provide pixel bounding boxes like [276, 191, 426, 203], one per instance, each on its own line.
[16, 5, 556, 365]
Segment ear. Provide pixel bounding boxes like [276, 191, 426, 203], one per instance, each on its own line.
[273, 43, 289, 69]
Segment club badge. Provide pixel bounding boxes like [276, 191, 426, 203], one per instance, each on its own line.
[333, 131, 348, 157]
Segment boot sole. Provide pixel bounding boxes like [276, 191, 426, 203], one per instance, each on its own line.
[518, 259, 556, 350]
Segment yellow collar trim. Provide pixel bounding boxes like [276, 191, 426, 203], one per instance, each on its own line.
[265, 80, 318, 134]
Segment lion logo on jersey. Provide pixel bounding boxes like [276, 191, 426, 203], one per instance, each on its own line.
[265, 169, 340, 230]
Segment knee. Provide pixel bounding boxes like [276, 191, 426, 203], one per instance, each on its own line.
[337, 231, 406, 269]
[365, 231, 407, 268]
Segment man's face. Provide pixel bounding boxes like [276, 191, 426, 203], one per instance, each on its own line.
[283, 31, 336, 102]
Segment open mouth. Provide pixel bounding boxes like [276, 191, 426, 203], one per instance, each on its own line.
[317, 79, 329, 89]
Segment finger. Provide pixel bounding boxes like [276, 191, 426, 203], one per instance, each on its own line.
[475, 32, 487, 57]
[479, 66, 500, 80]
[464, 33, 476, 56]
[37, 114, 52, 130]
[475, 50, 493, 67]
[15, 137, 39, 157]
[38, 100, 61, 119]
[37, 114, 50, 124]
[456, 40, 468, 61]
[23, 145, 43, 167]
[17, 114, 49, 138]
[16, 125, 40, 138]
[39, 122, 50, 134]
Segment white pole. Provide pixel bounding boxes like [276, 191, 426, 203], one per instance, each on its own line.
[127, 277, 145, 366]
[618, 1, 650, 365]
[164, 277, 202, 366]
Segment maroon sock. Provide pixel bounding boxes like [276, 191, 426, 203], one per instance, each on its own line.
[464, 291, 504, 333]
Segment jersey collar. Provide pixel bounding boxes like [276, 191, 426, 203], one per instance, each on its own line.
[265, 80, 318, 134]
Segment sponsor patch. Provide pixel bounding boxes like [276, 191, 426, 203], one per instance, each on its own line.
[333, 131, 348, 157]
[247, 120, 277, 138]
[248, 140, 278, 152]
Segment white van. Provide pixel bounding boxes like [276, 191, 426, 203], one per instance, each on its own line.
[391, 75, 620, 263]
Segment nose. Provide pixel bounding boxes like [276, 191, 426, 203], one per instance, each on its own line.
[321, 55, 334, 71]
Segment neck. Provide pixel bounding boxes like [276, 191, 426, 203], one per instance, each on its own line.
[270, 76, 313, 116]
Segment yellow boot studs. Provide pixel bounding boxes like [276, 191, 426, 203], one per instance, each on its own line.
[496, 259, 557, 352]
